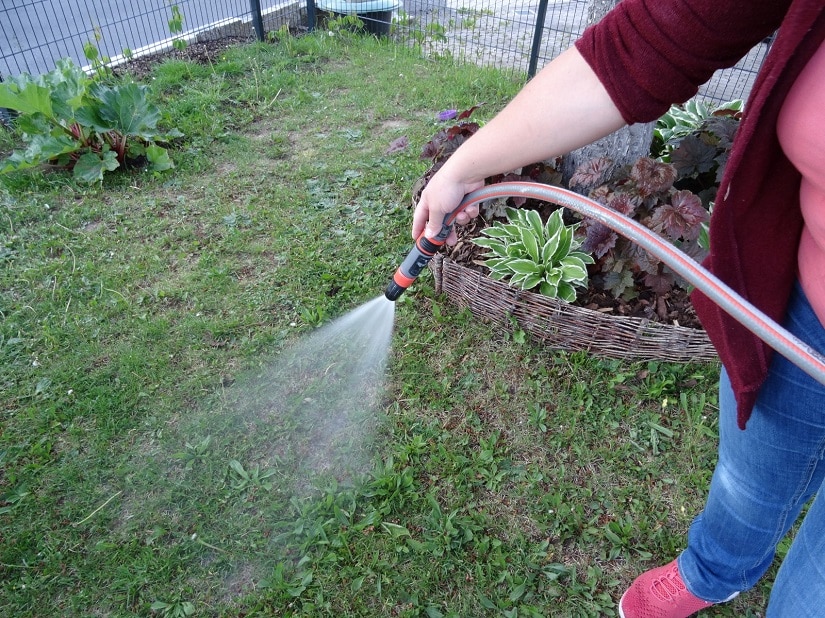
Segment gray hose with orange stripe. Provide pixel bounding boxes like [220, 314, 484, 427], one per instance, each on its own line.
[385, 181, 825, 387]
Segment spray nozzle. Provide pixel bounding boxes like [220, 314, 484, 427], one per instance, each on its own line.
[384, 233, 446, 300]
[384, 204, 469, 301]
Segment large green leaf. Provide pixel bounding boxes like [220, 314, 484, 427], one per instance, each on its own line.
[80, 83, 161, 136]
[15, 112, 53, 137]
[541, 228, 562, 264]
[499, 223, 521, 238]
[73, 150, 120, 184]
[0, 59, 90, 122]
[474, 237, 508, 255]
[0, 133, 78, 173]
[0, 80, 53, 117]
[27, 133, 80, 162]
[569, 250, 595, 265]
[481, 226, 514, 239]
[146, 145, 174, 172]
[505, 207, 524, 226]
[524, 209, 543, 238]
[506, 242, 526, 258]
[543, 209, 564, 238]
[510, 272, 529, 288]
[47, 59, 91, 118]
[519, 272, 543, 290]
[544, 269, 562, 287]
[506, 259, 541, 276]
[560, 257, 588, 283]
[556, 281, 578, 302]
[519, 226, 540, 262]
[539, 280, 558, 297]
[550, 226, 574, 263]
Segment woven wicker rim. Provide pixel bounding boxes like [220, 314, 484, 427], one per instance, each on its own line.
[430, 254, 717, 362]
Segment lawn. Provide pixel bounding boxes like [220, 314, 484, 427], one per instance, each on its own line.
[0, 29, 772, 617]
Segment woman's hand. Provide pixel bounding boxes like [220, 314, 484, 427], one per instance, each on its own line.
[411, 167, 484, 245]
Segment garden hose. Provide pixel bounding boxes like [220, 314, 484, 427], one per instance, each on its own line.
[385, 181, 825, 387]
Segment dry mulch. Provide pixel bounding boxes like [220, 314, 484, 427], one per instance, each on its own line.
[112, 34, 267, 80]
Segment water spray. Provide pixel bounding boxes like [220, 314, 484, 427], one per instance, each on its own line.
[385, 181, 825, 387]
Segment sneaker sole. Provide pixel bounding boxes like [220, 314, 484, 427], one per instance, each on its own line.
[618, 590, 628, 618]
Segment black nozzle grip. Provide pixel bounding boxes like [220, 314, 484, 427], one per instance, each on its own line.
[384, 234, 445, 301]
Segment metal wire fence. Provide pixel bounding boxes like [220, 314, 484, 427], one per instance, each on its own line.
[2, 0, 769, 105]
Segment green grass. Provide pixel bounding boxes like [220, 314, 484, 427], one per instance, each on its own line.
[1, 31, 771, 617]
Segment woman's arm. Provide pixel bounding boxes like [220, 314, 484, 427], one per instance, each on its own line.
[413, 0, 788, 244]
[413, 46, 625, 243]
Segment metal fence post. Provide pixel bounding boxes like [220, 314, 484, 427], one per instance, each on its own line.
[249, 0, 265, 40]
[307, 0, 317, 31]
[527, 0, 549, 78]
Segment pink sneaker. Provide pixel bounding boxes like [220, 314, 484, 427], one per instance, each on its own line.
[619, 560, 713, 618]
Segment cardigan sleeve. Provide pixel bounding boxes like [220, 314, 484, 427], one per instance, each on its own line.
[575, 0, 789, 124]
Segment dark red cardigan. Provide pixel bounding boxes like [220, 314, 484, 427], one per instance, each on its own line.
[576, 0, 825, 428]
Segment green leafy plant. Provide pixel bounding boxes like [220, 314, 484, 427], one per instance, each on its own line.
[0, 58, 181, 183]
[168, 5, 187, 51]
[82, 26, 112, 78]
[654, 99, 742, 203]
[567, 102, 741, 301]
[472, 207, 593, 302]
[172, 435, 212, 470]
[150, 599, 195, 618]
[653, 99, 742, 159]
[228, 459, 278, 492]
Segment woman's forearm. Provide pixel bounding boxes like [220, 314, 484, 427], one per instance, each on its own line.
[438, 46, 627, 185]
[413, 46, 628, 242]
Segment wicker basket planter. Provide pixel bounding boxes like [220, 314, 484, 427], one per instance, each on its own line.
[429, 254, 717, 363]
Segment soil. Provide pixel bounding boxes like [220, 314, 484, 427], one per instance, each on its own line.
[111, 33, 296, 80]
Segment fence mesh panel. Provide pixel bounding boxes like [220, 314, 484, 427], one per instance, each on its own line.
[2, 0, 770, 105]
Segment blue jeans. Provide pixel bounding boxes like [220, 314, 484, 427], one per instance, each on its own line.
[678, 282, 825, 615]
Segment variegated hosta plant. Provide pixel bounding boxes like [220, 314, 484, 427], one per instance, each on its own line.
[472, 207, 594, 302]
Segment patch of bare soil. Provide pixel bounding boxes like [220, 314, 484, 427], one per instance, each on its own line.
[111, 28, 304, 80]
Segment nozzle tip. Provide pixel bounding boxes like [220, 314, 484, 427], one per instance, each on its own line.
[384, 281, 406, 302]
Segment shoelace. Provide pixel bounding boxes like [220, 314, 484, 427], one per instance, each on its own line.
[650, 568, 687, 603]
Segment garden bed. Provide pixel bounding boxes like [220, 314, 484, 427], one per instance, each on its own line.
[432, 253, 716, 362]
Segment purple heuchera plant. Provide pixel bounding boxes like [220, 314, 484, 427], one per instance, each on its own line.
[415, 102, 734, 307]
[573, 156, 710, 298]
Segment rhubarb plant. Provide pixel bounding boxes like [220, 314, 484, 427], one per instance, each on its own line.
[473, 207, 593, 302]
[0, 58, 181, 184]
